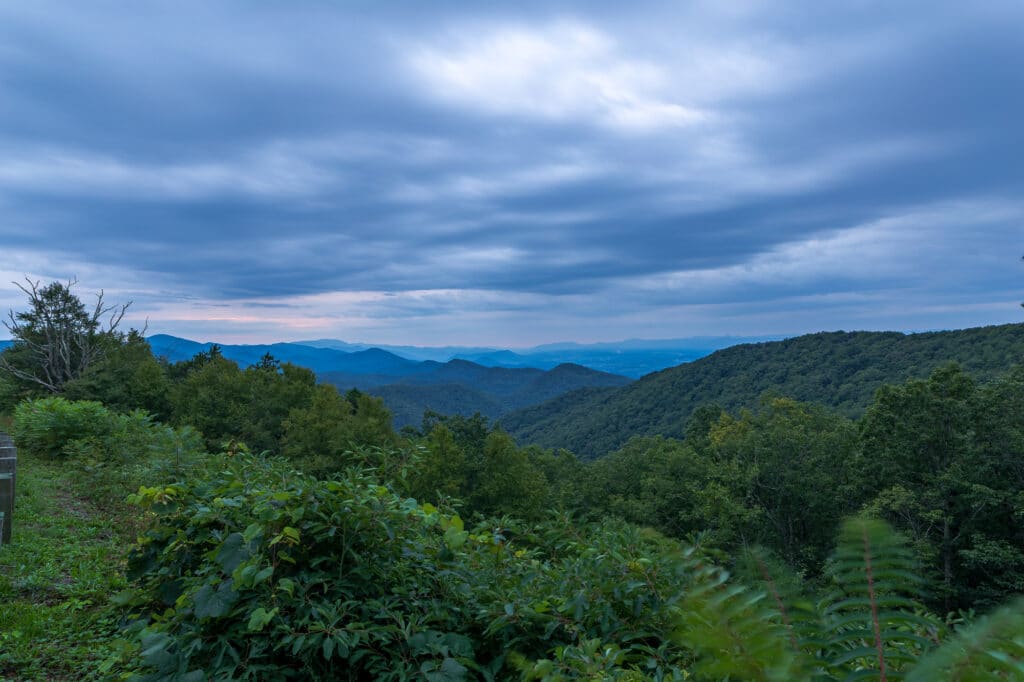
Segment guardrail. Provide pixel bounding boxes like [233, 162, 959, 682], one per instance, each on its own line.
[0, 432, 15, 546]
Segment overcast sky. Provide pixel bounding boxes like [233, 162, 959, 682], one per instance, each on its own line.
[0, 1, 1021, 346]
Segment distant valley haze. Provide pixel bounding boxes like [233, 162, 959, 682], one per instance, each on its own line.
[142, 333, 779, 378]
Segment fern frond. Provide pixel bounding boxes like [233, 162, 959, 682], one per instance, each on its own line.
[907, 597, 1024, 681]
[676, 551, 814, 681]
[736, 545, 825, 654]
[822, 516, 939, 681]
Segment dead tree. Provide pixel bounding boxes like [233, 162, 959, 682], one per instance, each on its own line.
[0, 278, 130, 393]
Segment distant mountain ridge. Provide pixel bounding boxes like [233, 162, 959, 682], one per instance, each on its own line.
[147, 334, 424, 376]
[295, 335, 777, 377]
[146, 334, 632, 429]
[501, 323, 1024, 460]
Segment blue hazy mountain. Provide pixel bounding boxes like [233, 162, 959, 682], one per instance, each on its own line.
[147, 334, 423, 376]
[294, 338, 503, 363]
[296, 335, 778, 377]
[146, 334, 633, 428]
[9, 333, 772, 378]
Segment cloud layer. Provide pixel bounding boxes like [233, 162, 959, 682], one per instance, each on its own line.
[0, 1, 1020, 344]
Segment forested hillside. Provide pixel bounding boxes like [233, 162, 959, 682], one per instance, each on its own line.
[326, 361, 632, 428]
[503, 323, 1024, 459]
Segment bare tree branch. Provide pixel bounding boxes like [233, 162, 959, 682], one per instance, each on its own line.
[0, 278, 132, 393]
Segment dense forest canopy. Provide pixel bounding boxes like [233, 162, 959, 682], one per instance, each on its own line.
[502, 324, 1024, 459]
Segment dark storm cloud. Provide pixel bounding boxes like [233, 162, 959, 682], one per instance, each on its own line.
[0, 0, 1021, 342]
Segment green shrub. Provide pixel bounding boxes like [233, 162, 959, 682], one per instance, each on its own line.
[123, 454, 492, 681]
[12, 397, 211, 510]
[120, 455, 700, 680]
[66, 414, 210, 511]
[12, 397, 114, 458]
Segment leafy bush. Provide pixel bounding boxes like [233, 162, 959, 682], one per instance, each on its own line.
[12, 397, 210, 509]
[12, 397, 114, 458]
[67, 414, 209, 511]
[123, 454, 499, 680]
[120, 454, 702, 680]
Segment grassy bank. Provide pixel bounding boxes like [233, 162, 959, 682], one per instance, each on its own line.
[0, 449, 135, 681]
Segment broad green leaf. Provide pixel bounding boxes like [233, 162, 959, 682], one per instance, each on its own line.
[247, 607, 278, 632]
[242, 523, 263, 543]
[423, 657, 469, 682]
[193, 580, 239, 619]
[215, 533, 250, 573]
[253, 565, 274, 585]
[444, 526, 468, 550]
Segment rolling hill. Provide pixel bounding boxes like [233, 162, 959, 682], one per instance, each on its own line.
[324, 361, 632, 429]
[500, 323, 1024, 459]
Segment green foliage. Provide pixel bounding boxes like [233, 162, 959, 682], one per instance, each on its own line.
[472, 517, 696, 678]
[581, 435, 755, 546]
[504, 324, 1024, 459]
[12, 397, 114, 458]
[677, 517, 955, 682]
[907, 597, 1024, 680]
[408, 424, 468, 502]
[820, 516, 938, 679]
[708, 397, 860, 572]
[242, 361, 319, 451]
[344, 389, 400, 449]
[677, 558, 811, 681]
[421, 411, 492, 455]
[469, 431, 550, 519]
[525, 446, 586, 513]
[860, 364, 1024, 612]
[120, 453, 707, 680]
[578, 398, 859, 574]
[280, 384, 353, 468]
[0, 364, 32, 413]
[125, 455, 478, 680]
[405, 414, 558, 520]
[168, 355, 252, 449]
[12, 396, 210, 512]
[281, 384, 398, 474]
[168, 352, 360, 457]
[64, 330, 171, 417]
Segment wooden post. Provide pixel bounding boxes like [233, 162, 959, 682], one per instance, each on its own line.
[0, 433, 15, 546]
